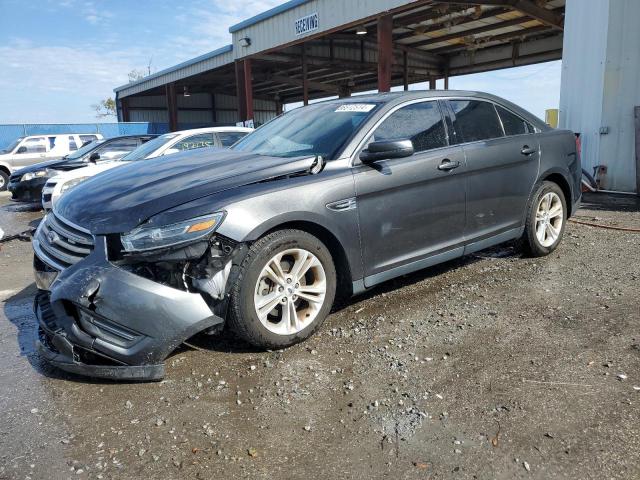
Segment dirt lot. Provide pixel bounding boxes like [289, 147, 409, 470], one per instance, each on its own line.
[0, 191, 638, 480]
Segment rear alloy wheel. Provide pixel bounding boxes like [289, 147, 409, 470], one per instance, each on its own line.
[521, 181, 567, 257]
[228, 230, 336, 348]
[535, 192, 563, 247]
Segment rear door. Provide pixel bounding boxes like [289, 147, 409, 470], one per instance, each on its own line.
[353, 100, 467, 286]
[47, 135, 69, 159]
[446, 99, 539, 246]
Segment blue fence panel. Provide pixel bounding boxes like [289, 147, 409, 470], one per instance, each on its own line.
[0, 122, 170, 150]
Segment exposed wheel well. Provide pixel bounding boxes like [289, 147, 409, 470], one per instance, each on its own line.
[263, 221, 354, 300]
[0, 165, 9, 176]
[542, 173, 573, 217]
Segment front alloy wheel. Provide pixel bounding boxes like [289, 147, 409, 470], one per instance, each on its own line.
[254, 248, 327, 335]
[228, 229, 336, 348]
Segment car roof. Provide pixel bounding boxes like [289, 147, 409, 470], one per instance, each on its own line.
[23, 133, 104, 138]
[168, 126, 254, 136]
[102, 134, 158, 141]
[311, 90, 548, 130]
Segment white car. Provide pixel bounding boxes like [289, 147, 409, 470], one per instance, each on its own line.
[41, 126, 252, 211]
[0, 133, 102, 190]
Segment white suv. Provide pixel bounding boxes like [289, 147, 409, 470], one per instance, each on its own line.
[0, 133, 102, 189]
[42, 127, 252, 211]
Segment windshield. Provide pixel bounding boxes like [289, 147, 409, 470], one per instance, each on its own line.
[0, 137, 25, 154]
[121, 133, 178, 161]
[231, 102, 381, 159]
[66, 139, 105, 159]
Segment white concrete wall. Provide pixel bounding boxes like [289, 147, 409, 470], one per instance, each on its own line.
[559, 0, 639, 192]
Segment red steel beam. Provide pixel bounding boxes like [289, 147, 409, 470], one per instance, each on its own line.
[377, 14, 393, 93]
[235, 61, 247, 121]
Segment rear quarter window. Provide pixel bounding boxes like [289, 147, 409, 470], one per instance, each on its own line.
[496, 105, 529, 136]
[449, 100, 504, 143]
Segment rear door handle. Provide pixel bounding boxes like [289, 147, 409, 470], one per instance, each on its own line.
[521, 145, 536, 156]
[438, 159, 460, 171]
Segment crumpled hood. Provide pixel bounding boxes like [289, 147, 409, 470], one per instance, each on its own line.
[55, 148, 317, 234]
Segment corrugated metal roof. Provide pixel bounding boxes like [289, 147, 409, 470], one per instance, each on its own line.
[114, 44, 234, 96]
[229, 0, 313, 33]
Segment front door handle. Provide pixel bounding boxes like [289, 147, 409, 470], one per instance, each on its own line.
[521, 145, 536, 156]
[438, 159, 460, 171]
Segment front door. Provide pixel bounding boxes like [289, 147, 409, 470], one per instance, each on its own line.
[13, 136, 48, 168]
[353, 100, 467, 287]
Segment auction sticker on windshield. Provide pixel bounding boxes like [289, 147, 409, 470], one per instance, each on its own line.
[335, 104, 376, 113]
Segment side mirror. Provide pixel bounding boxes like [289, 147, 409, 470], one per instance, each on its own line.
[88, 152, 100, 163]
[163, 148, 180, 156]
[359, 139, 414, 163]
[16, 146, 27, 154]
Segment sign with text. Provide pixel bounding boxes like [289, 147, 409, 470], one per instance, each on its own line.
[295, 12, 319, 36]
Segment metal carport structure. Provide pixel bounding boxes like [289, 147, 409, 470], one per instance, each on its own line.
[114, 0, 565, 130]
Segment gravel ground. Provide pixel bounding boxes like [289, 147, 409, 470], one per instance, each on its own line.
[0, 190, 639, 480]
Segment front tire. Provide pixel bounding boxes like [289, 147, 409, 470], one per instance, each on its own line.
[0, 170, 8, 191]
[521, 181, 567, 257]
[227, 229, 336, 349]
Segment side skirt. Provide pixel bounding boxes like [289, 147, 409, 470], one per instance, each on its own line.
[351, 226, 525, 294]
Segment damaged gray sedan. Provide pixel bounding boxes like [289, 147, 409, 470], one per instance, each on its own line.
[32, 91, 581, 380]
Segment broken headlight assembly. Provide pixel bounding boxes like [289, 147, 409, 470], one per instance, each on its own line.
[120, 212, 225, 252]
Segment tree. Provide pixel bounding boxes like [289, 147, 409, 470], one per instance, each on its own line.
[128, 69, 146, 83]
[91, 69, 146, 119]
[92, 98, 116, 118]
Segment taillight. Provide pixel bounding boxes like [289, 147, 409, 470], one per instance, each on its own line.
[574, 133, 582, 162]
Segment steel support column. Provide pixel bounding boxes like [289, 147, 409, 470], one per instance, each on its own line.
[235, 61, 247, 122]
[302, 44, 309, 106]
[243, 58, 254, 121]
[377, 14, 393, 93]
[403, 51, 409, 91]
[429, 77, 436, 90]
[121, 97, 130, 122]
[166, 83, 178, 132]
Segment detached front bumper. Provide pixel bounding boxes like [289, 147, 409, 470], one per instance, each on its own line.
[33, 235, 224, 381]
[8, 176, 48, 203]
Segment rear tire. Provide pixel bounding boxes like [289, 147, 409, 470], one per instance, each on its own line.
[227, 229, 336, 349]
[0, 170, 8, 191]
[521, 181, 567, 257]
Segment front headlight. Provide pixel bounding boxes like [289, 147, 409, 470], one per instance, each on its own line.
[60, 176, 90, 194]
[21, 170, 49, 182]
[120, 212, 225, 252]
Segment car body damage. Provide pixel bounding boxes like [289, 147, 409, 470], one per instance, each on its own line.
[32, 152, 325, 380]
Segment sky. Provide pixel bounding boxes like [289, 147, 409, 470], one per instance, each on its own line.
[0, 0, 561, 124]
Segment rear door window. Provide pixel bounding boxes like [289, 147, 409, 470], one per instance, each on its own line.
[371, 101, 447, 153]
[174, 133, 216, 151]
[68, 136, 78, 151]
[496, 105, 529, 136]
[448, 100, 504, 143]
